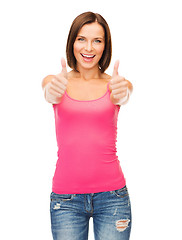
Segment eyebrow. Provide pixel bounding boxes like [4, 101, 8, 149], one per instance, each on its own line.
[77, 35, 104, 39]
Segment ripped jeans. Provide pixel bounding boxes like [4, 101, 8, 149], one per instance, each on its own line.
[50, 185, 132, 240]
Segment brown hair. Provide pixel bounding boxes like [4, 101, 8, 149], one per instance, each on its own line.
[66, 12, 112, 73]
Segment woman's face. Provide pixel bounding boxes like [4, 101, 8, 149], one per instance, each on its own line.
[73, 22, 105, 72]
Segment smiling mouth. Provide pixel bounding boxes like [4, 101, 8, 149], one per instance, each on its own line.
[81, 53, 96, 59]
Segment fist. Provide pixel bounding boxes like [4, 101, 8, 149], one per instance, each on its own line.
[44, 58, 68, 104]
[109, 60, 130, 105]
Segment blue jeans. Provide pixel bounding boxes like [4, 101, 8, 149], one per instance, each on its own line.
[50, 185, 132, 240]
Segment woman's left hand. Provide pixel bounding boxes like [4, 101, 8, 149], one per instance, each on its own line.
[109, 60, 132, 105]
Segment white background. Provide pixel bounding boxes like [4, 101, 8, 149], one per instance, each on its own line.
[0, 0, 182, 239]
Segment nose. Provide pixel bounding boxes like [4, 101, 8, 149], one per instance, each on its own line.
[85, 41, 93, 52]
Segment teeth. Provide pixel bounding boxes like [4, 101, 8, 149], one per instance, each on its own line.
[82, 54, 95, 58]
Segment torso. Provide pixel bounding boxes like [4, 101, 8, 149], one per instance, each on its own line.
[66, 71, 112, 101]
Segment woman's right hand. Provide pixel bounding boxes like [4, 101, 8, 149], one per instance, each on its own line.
[43, 58, 68, 104]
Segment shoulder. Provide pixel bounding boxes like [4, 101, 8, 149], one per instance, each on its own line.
[100, 73, 112, 92]
[67, 70, 78, 80]
[101, 73, 111, 81]
[101, 73, 111, 85]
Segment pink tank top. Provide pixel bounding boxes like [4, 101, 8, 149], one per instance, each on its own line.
[52, 82, 126, 194]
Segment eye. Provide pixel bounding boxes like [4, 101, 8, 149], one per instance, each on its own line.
[77, 38, 85, 42]
[94, 39, 102, 43]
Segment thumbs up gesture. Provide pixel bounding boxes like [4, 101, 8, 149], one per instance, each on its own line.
[44, 58, 68, 104]
[109, 60, 131, 105]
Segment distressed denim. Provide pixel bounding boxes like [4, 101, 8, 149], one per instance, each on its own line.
[50, 185, 132, 240]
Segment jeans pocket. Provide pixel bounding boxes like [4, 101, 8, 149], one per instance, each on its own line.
[50, 192, 75, 202]
[50, 192, 76, 212]
[110, 186, 129, 198]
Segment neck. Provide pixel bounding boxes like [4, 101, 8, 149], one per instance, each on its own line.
[76, 64, 102, 81]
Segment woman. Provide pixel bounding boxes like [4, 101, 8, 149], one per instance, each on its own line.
[42, 11, 133, 240]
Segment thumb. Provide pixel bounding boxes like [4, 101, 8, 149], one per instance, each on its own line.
[61, 57, 68, 78]
[112, 60, 119, 78]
